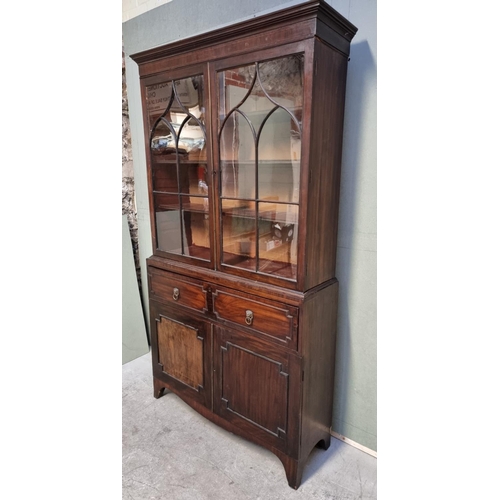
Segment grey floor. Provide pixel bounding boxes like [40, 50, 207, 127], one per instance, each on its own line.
[123, 351, 377, 500]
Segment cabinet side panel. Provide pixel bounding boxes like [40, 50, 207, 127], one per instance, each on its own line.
[305, 40, 348, 289]
[299, 281, 338, 460]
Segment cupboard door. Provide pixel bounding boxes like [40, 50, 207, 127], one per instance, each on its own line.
[213, 327, 301, 453]
[150, 300, 212, 408]
[216, 52, 304, 281]
[144, 65, 214, 267]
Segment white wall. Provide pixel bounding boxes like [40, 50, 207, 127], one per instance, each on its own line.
[122, 0, 173, 22]
[123, 0, 377, 451]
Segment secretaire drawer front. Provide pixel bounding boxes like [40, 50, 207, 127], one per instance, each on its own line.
[148, 267, 207, 313]
[213, 288, 297, 348]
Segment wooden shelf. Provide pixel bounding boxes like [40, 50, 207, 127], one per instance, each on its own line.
[222, 206, 298, 224]
[152, 157, 207, 164]
[155, 202, 209, 214]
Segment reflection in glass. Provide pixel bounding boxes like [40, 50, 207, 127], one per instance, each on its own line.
[150, 120, 177, 161]
[147, 76, 206, 162]
[220, 112, 255, 163]
[154, 193, 183, 255]
[220, 112, 256, 199]
[258, 107, 301, 203]
[258, 56, 303, 122]
[220, 161, 255, 199]
[154, 193, 210, 260]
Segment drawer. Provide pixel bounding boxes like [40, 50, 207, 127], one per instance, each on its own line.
[213, 287, 298, 348]
[148, 267, 207, 314]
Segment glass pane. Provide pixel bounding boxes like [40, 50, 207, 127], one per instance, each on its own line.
[154, 194, 183, 255]
[181, 196, 210, 261]
[173, 76, 206, 161]
[237, 67, 276, 135]
[258, 160, 300, 203]
[258, 203, 298, 279]
[147, 76, 207, 162]
[177, 117, 207, 162]
[154, 193, 210, 259]
[258, 108, 301, 203]
[258, 107, 300, 162]
[220, 112, 255, 163]
[219, 112, 256, 200]
[221, 200, 256, 270]
[175, 163, 208, 196]
[153, 164, 178, 193]
[219, 66, 256, 200]
[258, 54, 303, 124]
[220, 160, 255, 200]
[146, 81, 173, 125]
[219, 64, 255, 116]
[150, 120, 177, 161]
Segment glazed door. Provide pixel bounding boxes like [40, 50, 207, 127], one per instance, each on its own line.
[213, 45, 308, 284]
[150, 300, 212, 408]
[143, 63, 215, 268]
[213, 326, 301, 453]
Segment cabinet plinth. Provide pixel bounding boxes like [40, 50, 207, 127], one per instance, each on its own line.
[132, 0, 357, 489]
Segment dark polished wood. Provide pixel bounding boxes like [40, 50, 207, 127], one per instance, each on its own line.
[148, 267, 209, 313]
[150, 301, 213, 409]
[214, 326, 301, 453]
[298, 280, 339, 468]
[304, 39, 349, 288]
[212, 285, 298, 348]
[132, 0, 357, 489]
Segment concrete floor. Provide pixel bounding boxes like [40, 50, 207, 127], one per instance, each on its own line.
[123, 351, 377, 499]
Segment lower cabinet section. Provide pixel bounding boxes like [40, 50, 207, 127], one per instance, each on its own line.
[213, 327, 301, 455]
[148, 266, 338, 489]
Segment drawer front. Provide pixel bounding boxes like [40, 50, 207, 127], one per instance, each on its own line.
[213, 287, 298, 348]
[148, 267, 207, 314]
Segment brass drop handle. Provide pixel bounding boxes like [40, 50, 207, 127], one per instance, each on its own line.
[173, 287, 180, 301]
[245, 310, 254, 326]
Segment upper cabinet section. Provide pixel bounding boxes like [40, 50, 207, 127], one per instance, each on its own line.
[132, 0, 357, 291]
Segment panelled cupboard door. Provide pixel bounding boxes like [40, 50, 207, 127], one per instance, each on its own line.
[150, 300, 212, 408]
[213, 326, 301, 454]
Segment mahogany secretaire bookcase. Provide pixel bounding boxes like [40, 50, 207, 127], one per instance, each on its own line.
[130, 0, 357, 488]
